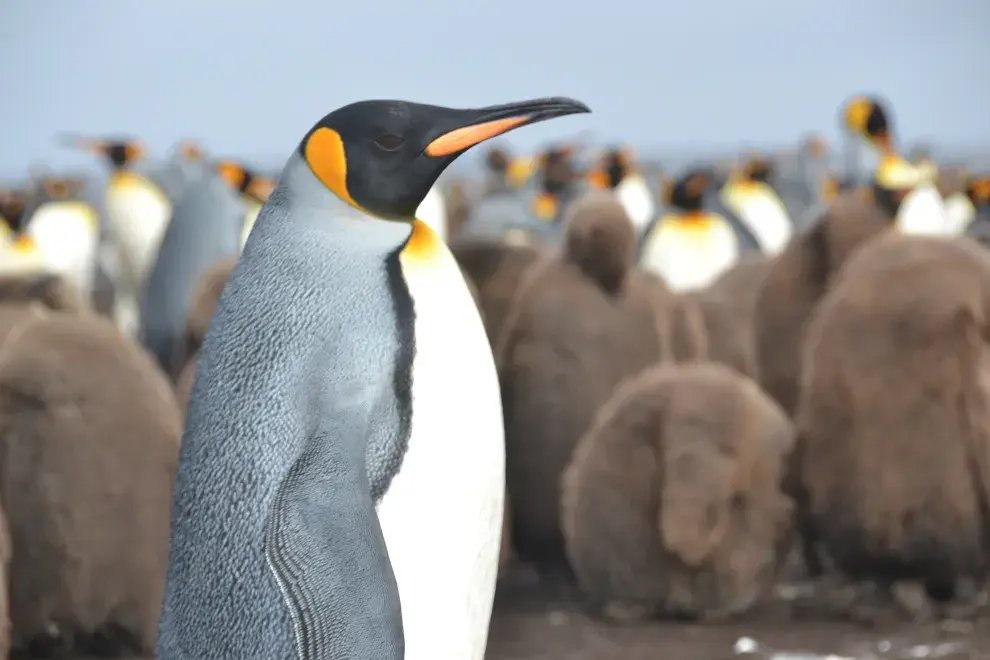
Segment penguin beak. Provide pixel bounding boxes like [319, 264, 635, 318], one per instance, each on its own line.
[218, 161, 247, 189]
[424, 97, 591, 158]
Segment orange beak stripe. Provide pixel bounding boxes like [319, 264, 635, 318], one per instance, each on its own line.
[424, 116, 531, 158]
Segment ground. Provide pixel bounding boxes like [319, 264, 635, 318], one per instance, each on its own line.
[486, 563, 990, 660]
[48, 565, 990, 660]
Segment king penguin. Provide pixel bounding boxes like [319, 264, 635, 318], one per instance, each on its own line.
[639, 168, 758, 292]
[23, 176, 101, 301]
[963, 175, 990, 244]
[215, 160, 278, 249]
[140, 162, 247, 377]
[156, 96, 590, 660]
[842, 96, 950, 236]
[586, 146, 656, 237]
[719, 155, 793, 255]
[63, 136, 172, 335]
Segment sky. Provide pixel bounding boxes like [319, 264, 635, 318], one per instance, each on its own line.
[1, 0, 989, 179]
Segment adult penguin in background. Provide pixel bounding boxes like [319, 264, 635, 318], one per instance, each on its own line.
[152, 140, 211, 203]
[528, 144, 587, 234]
[157, 95, 590, 660]
[587, 146, 656, 237]
[62, 135, 172, 336]
[23, 176, 100, 302]
[719, 155, 793, 255]
[460, 147, 542, 244]
[842, 95, 950, 236]
[0, 189, 28, 245]
[140, 163, 246, 376]
[215, 160, 278, 249]
[963, 175, 990, 246]
[640, 168, 759, 293]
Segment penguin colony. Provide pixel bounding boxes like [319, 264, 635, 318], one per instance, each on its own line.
[0, 90, 986, 659]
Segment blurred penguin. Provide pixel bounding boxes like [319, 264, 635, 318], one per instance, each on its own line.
[461, 147, 542, 244]
[0, 189, 28, 246]
[214, 160, 277, 249]
[841, 95, 951, 236]
[587, 146, 656, 237]
[141, 162, 247, 376]
[963, 175, 990, 246]
[719, 155, 793, 255]
[640, 168, 759, 292]
[151, 139, 211, 203]
[62, 135, 172, 336]
[22, 176, 100, 302]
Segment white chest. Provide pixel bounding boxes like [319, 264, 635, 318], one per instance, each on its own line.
[641, 218, 739, 293]
[615, 175, 656, 235]
[721, 185, 792, 255]
[375, 243, 504, 660]
[26, 201, 99, 295]
[943, 193, 975, 236]
[104, 173, 172, 287]
[896, 185, 952, 237]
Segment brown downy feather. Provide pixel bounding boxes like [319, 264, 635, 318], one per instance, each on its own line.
[173, 258, 237, 381]
[690, 256, 774, 379]
[561, 190, 637, 295]
[495, 193, 673, 571]
[754, 191, 894, 415]
[793, 234, 990, 606]
[561, 362, 794, 621]
[0, 501, 9, 658]
[0, 273, 89, 314]
[0, 304, 181, 655]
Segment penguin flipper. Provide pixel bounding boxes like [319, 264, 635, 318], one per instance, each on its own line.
[265, 404, 404, 660]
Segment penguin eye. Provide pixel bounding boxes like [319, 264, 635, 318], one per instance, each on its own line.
[373, 134, 405, 152]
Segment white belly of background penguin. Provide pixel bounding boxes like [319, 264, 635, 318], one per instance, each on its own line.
[25, 200, 100, 299]
[156, 95, 590, 660]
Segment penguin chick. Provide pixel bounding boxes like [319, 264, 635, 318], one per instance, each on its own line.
[495, 191, 672, 572]
[561, 362, 795, 622]
[689, 255, 773, 380]
[754, 190, 895, 415]
[793, 234, 990, 614]
[0, 304, 181, 656]
[158, 96, 590, 660]
[0, 272, 89, 314]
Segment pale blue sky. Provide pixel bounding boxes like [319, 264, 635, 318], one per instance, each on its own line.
[1, 0, 988, 179]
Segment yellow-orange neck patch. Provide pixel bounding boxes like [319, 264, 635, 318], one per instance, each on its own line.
[401, 218, 443, 264]
[587, 170, 609, 190]
[304, 127, 370, 215]
[533, 193, 558, 220]
[670, 211, 716, 232]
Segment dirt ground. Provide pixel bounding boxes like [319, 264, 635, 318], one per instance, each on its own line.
[51, 563, 990, 660]
[486, 563, 990, 660]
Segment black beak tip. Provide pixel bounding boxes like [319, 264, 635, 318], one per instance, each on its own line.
[546, 96, 592, 116]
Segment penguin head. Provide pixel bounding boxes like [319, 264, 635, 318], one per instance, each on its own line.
[40, 176, 85, 202]
[968, 176, 990, 210]
[217, 160, 276, 204]
[593, 146, 630, 189]
[663, 168, 711, 212]
[539, 144, 580, 195]
[803, 133, 829, 159]
[298, 97, 590, 221]
[177, 140, 207, 162]
[740, 155, 774, 184]
[63, 136, 146, 170]
[842, 95, 893, 152]
[0, 189, 27, 233]
[484, 146, 512, 175]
